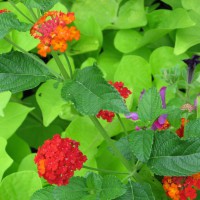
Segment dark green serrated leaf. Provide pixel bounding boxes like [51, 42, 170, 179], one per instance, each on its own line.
[61, 66, 129, 115]
[100, 175, 127, 200]
[86, 172, 102, 198]
[20, 0, 59, 12]
[31, 186, 56, 200]
[137, 88, 163, 124]
[129, 130, 154, 163]
[148, 132, 200, 176]
[0, 12, 31, 39]
[116, 182, 155, 200]
[53, 177, 88, 200]
[0, 51, 54, 93]
[184, 119, 200, 139]
[166, 107, 182, 129]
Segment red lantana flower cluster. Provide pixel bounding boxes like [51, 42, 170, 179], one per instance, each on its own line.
[34, 134, 87, 186]
[30, 11, 80, 57]
[96, 81, 132, 122]
[0, 9, 8, 13]
[163, 173, 200, 200]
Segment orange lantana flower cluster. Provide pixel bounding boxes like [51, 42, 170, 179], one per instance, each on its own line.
[30, 11, 80, 57]
[163, 173, 200, 200]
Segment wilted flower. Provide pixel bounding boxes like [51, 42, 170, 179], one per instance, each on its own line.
[30, 11, 80, 57]
[34, 134, 87, 186]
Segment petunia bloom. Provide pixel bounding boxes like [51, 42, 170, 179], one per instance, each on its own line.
[34, 134, 87, 186]
[30, 11, 80, 57]
[97, 81, 132, 122]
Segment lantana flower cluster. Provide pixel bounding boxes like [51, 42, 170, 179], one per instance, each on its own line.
[163, 173, 200, 200]
[30, 11, 80, 57]
[0, 9, 8, 13]
[96, 81, 132, 122]
[34, 134, 87, 186]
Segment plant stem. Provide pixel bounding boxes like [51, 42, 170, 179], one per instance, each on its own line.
[83, 165, 129, 175]
[28, 7, 38, 21]
[116, 114, 128, 136]
[4, 36, 61, 79]
[8, 0, 34, 24]
[51, 50, 70, 80]
[89, 116, 133, 172]
[64, 52, 73, 78]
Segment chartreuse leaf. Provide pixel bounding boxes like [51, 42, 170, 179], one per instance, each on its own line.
[20, 0, 59, 12]
[197, 96, 200, 119]
[0, 171, 42, 200]
[36, 80, 66, 127]
[18, 153, 37, 172]
[0, 38, 12, 54]
[61, 65, 129, 115]
[129, 130, 154, 163]
[0, 51, 55, 93]
[0, 91, 11, 117]
[181, 0, 200, 13]
[137, 88, 163, 124]
[71, 0, 118, 29]
[114, 55, 151, 109]
[148, 132, 200, 176]
[0, 137, 13, 181]
[184, 119, 200, 139]
[0, 102, 33, 139]
[116, 182, 155, 200]
[111, 0, 147, 29]
[0, 12, 31, 39]
[161, 0, 182, 8]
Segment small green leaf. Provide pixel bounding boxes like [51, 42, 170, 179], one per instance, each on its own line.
[61, 65, 129, 115]
[184, 119, 200, 139]
[0, 102, 33, 139]
[31, 186, 56, 200]
[166, 107, 182, 129]
[18, 153, 37, 172]
[116, 182, 155, 200]
[0, 12, 31, 39]
[197, 96, 200, 119]
[100, 175, 127, 200]
[0, 137, 13, 181]
[129, 130, 154, 163]
[0, 91, 11, 117]
[0, 51, 55, 93]
[138, 88, 163, 124]
[148, 132, 200, 176]
[0, 171, 42, 200]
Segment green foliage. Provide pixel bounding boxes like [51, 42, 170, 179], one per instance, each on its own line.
[0, 91, 11, 117]
[184, 119, 200, 139]
[61, 65, 129, 115]
[166, 107, 182, 129]
[129, 130, 154, 163]
[0, 171, 42, 200]
[0, 12, 31, 39]
[31, 174, 126, 200]
[0, 137, 13, 181]
[148, 132, 200, 176]
[137, 88, 163, 124]
[0, 51, 55, 93]
[116, 181, 155, 200]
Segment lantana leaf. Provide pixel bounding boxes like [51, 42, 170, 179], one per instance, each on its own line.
[61, 65, 129, 115]
[148, 132, 200, 176]
[0, 12, 31, 39]
[0, 51, 55, 93]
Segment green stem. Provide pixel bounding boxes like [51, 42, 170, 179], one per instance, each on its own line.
[64, 52, 73, 78]
[51, 50, 70, 80]
[28, 7, 38, 21]
[4, 37, 61, 80]
[89, 116, 133, 172]
[83, 165, 129, 175]
[8, 0, 34, 24]
[116, 114, 128, 136]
